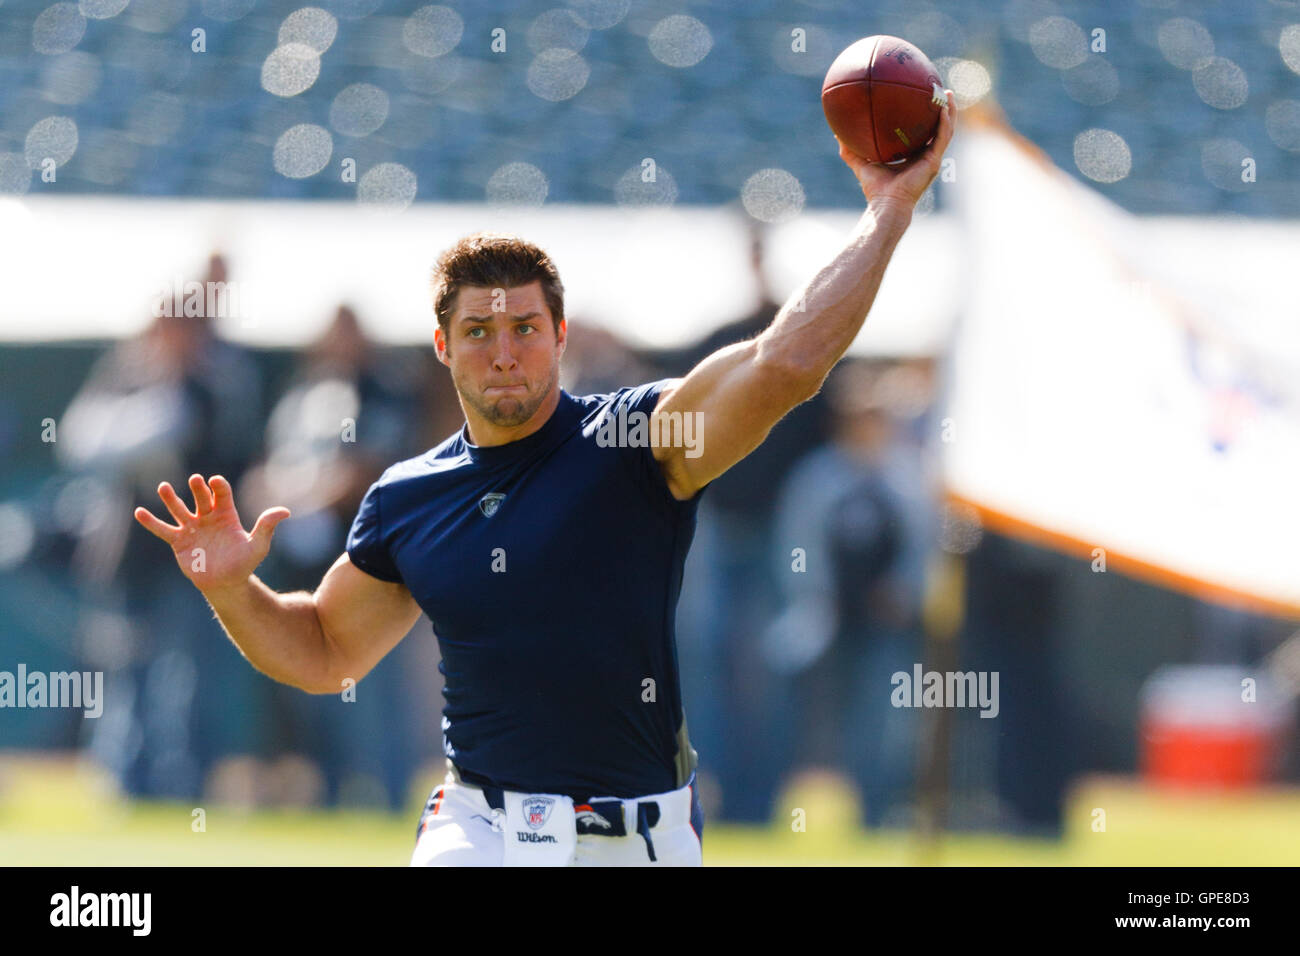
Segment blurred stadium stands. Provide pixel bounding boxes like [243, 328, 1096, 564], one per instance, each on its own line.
[0, 0, 1298, 213]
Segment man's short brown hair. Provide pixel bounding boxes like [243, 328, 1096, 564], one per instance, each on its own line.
[430, 232, 565, 332]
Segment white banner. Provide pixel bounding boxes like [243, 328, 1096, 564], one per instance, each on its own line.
[943, 118, 1300, 615]
[0, 195, 957, 355]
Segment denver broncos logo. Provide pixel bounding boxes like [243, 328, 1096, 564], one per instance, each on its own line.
[574, 806, 613, 829]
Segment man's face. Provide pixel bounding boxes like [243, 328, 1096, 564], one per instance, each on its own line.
[435, 281, 566, 429]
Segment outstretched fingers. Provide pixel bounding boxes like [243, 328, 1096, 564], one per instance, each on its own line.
[134, 506, 180, 544]
[189, 473, 215, 515]
[250, 507, 292, 548]
[157, 481, 196, 525]
[209, 474, 236, 516]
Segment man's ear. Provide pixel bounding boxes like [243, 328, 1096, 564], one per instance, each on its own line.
[555, 318, 567, 358]
[434, 324, 450, 366]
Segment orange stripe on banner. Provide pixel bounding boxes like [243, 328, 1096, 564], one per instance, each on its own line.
[961, 102, 1057, 170]
[945, 490, 1300, 620]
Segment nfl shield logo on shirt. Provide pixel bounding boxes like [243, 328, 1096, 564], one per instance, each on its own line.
[524, 796, 554, 829]
[478, 492, 506, 517]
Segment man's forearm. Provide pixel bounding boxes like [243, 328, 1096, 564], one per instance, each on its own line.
[201, 576, 336, 694]
[756, 200, 913, 385]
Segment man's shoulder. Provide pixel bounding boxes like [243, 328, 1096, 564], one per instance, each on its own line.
[371, 430, 471, 489]
[569, 378, 681, 417]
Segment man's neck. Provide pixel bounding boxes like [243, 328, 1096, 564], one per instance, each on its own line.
[462, 385, 562, 447]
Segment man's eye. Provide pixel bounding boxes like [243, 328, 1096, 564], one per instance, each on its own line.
[517, 324, 535, 335]
[468, 327, 486, 338]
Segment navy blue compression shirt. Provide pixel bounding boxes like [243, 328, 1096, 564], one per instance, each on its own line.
[346, 380, 704, 799]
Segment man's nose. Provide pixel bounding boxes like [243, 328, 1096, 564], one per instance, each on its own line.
[492, 338, 518, 370]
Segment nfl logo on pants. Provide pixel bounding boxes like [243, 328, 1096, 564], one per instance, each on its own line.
[524, 796, 554, 829]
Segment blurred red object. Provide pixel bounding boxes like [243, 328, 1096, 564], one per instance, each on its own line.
[1139, 665, 1292, 788]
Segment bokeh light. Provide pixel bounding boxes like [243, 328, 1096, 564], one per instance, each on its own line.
[262, 44, 322, 98]
[741, 168, 804, 223]
[1200, 137, 1252, 192]
[25, 116, 79, 169]
[1073, 128, 1131, 183]
[326, 0, 382, 18]
[526, 49, 590, 101]
[1192, 57, 1248, 110]
[1280, 24, 1300, 76]
[78, 0, 129, 19]
[126, 0, 186, 34]
[528, 8, 589, 54]
[330, 84, 390, 138]
[402, 6, 464, 58]
[273, 124, 333, 179]
[0, 153, 32, 195]
[614, 163, 678, 206]
[648, 15, 712, 68]
[32, 3, 86, 55]
[280, 7, 339, 54]
[1061, 56, 1118, 106]
[1028, 16, 1088, 70]
[1157, 17, 1214, 70]
[944, 58, 993, 108]
[486, 162, 549, 206]
[357, 162, 417, 210]
[0, 504, 36, 572]
[1265, 100, 1300, 152]
[567, 0, 629, 30]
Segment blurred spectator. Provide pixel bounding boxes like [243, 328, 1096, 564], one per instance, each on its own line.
[56, 253, 265, 800]
[243, 304, 428, 809]
[663, 219, 831, 822]
[767, 359, 937, 827]
[559, 321, 657, 396]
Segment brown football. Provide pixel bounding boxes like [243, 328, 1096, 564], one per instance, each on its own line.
[822, 35, 945, 165]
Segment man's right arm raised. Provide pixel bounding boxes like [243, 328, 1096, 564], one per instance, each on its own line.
[135, 474, 422, 695]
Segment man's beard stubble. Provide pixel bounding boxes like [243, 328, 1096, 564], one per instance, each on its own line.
[456, 360, 559, 429]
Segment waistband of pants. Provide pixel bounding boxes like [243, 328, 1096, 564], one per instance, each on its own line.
[445, 759, 695, 832]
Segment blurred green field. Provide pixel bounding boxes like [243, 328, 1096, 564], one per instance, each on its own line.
[3, 755, 1299, 865]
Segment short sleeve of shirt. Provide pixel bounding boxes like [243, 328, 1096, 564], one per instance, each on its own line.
[346, 479, 404, 583]
[609, 379, 708, 510]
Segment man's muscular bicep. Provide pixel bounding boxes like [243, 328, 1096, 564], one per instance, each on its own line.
[652, 339, 819, 500]
[314, 553, 423, 691]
